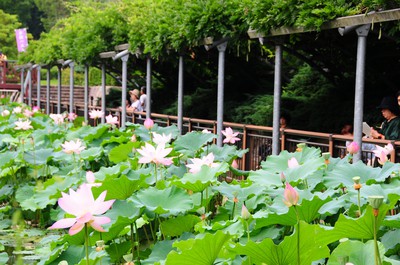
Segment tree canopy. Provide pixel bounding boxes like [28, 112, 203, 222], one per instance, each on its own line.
[7, 0, 400, 132]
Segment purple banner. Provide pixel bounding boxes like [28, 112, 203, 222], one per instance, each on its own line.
[15, 28, 28, 52]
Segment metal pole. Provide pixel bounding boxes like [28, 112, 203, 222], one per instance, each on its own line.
[69, 62, 74, 114]
[36, 65, 41, 108]
[121, 54, 129, 128]
[57, 66, 62, 114]
[177, 55, 184, 134]
[20, 68, 24, 103]
[46, 67, 50, 114]
[272, 45, 282, 155]
[101, 63, 106, 123]
[146, 56, 152, 118]
[216, 41, 227, 147]
[28, 68, 32, 107]
[84, 65, 89, 123]
[353, 24, 370, 162]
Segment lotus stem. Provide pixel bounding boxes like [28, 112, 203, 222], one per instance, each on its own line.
[357, 189, 361, 217]
[294, 205, 300, 265]
[84, 224, 90, 265]
[134, 222, 140, 263]
[373, 214, 382, 265]
[130, 223, 135, 257]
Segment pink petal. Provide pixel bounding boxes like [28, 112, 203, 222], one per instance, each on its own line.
[48, 218, 77, 230]
[69, 222, 85, 235]
[76, 212, 93, 224]
[90, 216, 111, 232]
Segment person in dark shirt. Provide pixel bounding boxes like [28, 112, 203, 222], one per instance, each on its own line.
[371, 96, 400, 140]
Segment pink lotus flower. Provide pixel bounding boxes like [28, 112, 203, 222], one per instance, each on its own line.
[50, 113, 66, 125]
[283, 183, 299, 207]
[89, 110, 104, 120]
[231, 159, 239, 169]
[86, 171, 101, 187]
[137, 143, 173, 166]
[373, 143, 394, 165]
[105, 114, 119, 125]
[186, 153, 219, 173]
[1, 109, 10, 117]
[144, 118, 154, 129]
[68, 112, 78, 121]
[61, 139, 85, 155]
[152, 132, 172, 145]
[14, 119, 33, 130]
[23, 109, 34, 118]
[288, 157, 299, 168]
[346, 141, 359, 155]
[13, 106, 22, 114]
[131, 134, 137, 142]
[32, 106, 40, 113]
[241, 204, 251, 220]
[222, 127, 240, 144]
[48, 184, 114, 235]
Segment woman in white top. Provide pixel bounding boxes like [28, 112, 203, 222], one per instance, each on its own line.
[127, 89, 142, 113]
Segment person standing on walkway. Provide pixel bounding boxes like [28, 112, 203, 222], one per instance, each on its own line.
[370, 96, 400, 140]
[140, 86, 147, 112]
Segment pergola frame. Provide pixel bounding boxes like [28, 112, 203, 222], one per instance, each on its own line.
[248, 8, 400, 161]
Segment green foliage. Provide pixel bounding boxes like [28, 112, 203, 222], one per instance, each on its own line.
[0, 9, 23, 60]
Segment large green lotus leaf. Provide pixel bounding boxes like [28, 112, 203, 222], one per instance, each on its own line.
[318, 193, 351, 215]
[92, 174, 149, 200]
[18, 175, 80, 211]
[207, 144, 248, 162]
[212, 180, 265, 202]
[165, 230, 231, 265]
[173, 131, 216, 156]
[205, 219, 245, 237]
[173, 163, 229, 192]
[23, 148, 54, 165]
[254, 193, 331, 229]
[66, 124, 109, 143]
[331, 204, 391, 240]
[0, 151, 17, 169]
[36, 242, 69, 265]
[133, 186, 193, 216]
[105, 240, 131, 264]
[323, 160, 382, 188]
[259, 146, 321, 173]
[80, 146, 103, 160]
[0, 133, 16, 145]
[46, 245, 85, 265]
[0, 252, 8, 264]
[381, 229, 400, 256]
[0, 184, 13, 200]
[141, 240, 174, 265]
[327, 239, 385, 265]
[382, 193, 400, 228]
[161, 215, 200, 237]
[232, 221, 331, 265]
[248, 169, 282, 187]
[153, 124, 180, 139]
[94, 163, 130, 181]
[108, 141, 135, 163]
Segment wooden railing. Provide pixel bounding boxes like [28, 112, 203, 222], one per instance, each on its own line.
[10, 90, 399, 171]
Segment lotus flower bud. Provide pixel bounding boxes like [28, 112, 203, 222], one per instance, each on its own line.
[241, 204, 251, 220]
[144, 118, 154, 129]
[346, 141, 359, 155]
[283, 183, 299, 207]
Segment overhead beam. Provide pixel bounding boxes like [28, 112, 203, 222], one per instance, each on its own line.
[248, 8, 400, 38]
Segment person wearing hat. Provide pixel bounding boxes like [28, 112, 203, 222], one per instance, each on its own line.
[371, 96, 400, 140]
[127, 89, 143, 113]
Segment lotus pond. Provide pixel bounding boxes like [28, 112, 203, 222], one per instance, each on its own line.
[0, 102, 400, 265]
